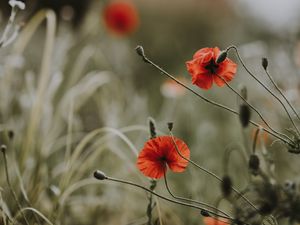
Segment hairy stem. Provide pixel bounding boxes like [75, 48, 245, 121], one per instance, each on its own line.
[215, 73, 293, 143]
[163, 172, 231, 218]
[227, 45, 300, 137]
[168, 131, 260, 213]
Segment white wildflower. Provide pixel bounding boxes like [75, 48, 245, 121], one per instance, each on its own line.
[8, 0, 25, 10]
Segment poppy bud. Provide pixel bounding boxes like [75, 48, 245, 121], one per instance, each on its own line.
[148, 118, 157, 139]
[8, 130, 14, 140]
[216, 50, 227, 64]
[167, 122, 173, 131]
[249, 154, 260, 175]
[0, 145, 7, 153]
[239, 104, 251, 128]
[221, 175, 232, 197]
[93, 170, 107, 180]
[200, 209, 210, 217]
[135, 45, 145, 57]
[262, 58, 268, 70]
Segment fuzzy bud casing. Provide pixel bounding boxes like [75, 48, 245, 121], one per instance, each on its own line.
[221, 175, 232, 197]
[94, 170, 107, 180]
[262, 58, 268, 70]
[216, 50, 227, 64]
[239, 104, 251, 128]
[249, 154, 260, 175]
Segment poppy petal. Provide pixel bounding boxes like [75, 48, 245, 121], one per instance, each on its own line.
[214, 59, 237, 87]
[137, 136, 190, 179]
[186, 47, 237, 90]
[193, 74, 214, 90]
[137, 148, 166, 179]
[166, 138, 190, 172]
[203, 217, 228, 225]
[186, 58, 207, 77]
[193, 47, 213, 59]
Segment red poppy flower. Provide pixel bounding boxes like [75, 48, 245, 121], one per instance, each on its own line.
[203, 217, 228, 225]
[186, 47, 237, 90]
[137, 136, 190, 179]
[102, 1, 139, 36]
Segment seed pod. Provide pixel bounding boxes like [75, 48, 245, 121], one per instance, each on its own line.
[221, 175, 232, 197]
[216, 50, 227, 64]
[239, 104, 251, 128]
[262, 58, 268, 70]
[249, 154, 260, 175]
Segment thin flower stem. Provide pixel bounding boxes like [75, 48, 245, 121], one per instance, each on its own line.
[0, 7, 18, 47]
[103, 176, 240, 223]
[146, 180, 156, 225]
[168, 132, 260, 213]
[135, 46, 295, 147]
[252, 128, 260, 154]
[264, 68, 300, 122]
[215, 73, 294, 143]
[1, 147, 30, 225]
[227, 45, 300, 137]
[163, 172, 232, 218]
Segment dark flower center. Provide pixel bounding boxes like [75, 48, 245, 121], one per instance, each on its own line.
[160, 156, 167, 162]
[204, 59, 219, 74]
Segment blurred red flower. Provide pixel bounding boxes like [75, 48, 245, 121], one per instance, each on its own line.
[203, 217, 228, 225]
[137, 136, 190, 179]
[102, 1, 139, 35]
[186, 47, 237, 90]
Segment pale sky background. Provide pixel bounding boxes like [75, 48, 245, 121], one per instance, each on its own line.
[235, 0, 300, 33]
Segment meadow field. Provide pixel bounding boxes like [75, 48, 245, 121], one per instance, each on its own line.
[0, 0, 300, 225]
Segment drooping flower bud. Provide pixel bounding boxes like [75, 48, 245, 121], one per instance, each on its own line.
[249, 154, 260, 175]
[239, 104, 251, 128]
[167, 122, 173, 131]
[216, 50, 227, 64]
[221, 175, 232, 197]
[200, 209, 210, 217]
[148, 118, 157, 139]
[94, 170, 107, 180]
[262, 58, 268, 70]
[8, 130, 14, 140]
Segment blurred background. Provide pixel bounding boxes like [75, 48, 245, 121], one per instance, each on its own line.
[0, 0, 300, 224]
